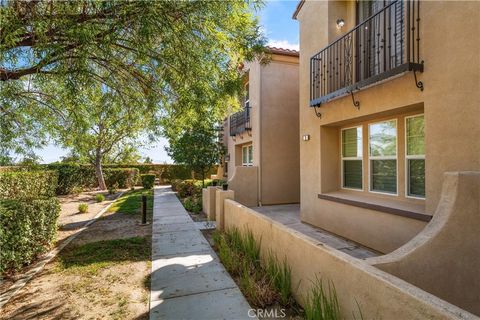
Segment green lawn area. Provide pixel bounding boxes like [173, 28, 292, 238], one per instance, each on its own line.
[108, 188, 153, 215]
[57, 237, 150, 276]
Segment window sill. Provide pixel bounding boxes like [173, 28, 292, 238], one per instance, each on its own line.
[317, 191, 431, 222]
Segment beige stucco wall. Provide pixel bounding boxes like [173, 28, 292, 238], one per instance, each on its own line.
[228, 166, 258, 207]
[223, 199, 476, 319]
[369, 172, 480, 316]
[260, 56, 300, 205]
[297, 0, 480, 252]
[215, 189, 234, 231]
[225, 53, 300, 206]
[202, 186, 217, 220]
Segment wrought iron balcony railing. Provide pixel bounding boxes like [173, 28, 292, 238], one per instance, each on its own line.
[310, 0, 423, 108]
[229, 105, 251, 136]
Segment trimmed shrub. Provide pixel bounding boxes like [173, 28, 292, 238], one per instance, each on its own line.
[170, 179, 182, 191]
[0, 198, 61, 273]
[45, 164, 96, 195]
[141, 174, 155, 189]
[177, 180, 202, 198]
[104, 168, 139, 189]
[3, 164, 218, 190]
[78, 203, 89, 213]
[0, 170, 58, 199]
[183, 196, 202, 213]
[95, 194, 105, 202]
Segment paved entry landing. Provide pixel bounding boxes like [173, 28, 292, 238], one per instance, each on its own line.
[252, 204, 380, 259]
[150, 186, 253, 320]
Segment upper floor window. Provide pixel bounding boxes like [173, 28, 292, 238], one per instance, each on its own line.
[242, 144, 253, 166]
[369, 120, 397, 194]
[341, 127, 363, 189]
[406, 115, 425, 198]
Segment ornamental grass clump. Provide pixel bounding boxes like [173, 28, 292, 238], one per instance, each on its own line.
[304, 277, 340, 320]
[213, 228, 298, 309]
[95, 194, 105, 202]
[265, 251, 293, 306]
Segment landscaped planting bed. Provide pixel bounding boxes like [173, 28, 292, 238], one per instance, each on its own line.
[172, 179, 209, 218]
[202, 227, 345, 320]
[206, 227, 304, 319]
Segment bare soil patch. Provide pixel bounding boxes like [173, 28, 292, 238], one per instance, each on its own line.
[1, 190, 153, 320]
[56, 190, 123, 244]
[188, 210, 208, 222]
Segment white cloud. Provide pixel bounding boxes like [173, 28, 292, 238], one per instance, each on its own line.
[267, 39, 299, 51]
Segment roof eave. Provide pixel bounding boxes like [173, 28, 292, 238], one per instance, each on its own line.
[292, 0, 305, 20]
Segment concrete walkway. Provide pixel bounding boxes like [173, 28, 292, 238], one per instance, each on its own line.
[150, 186, 253, 320]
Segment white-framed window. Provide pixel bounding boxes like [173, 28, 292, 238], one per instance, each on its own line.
[405, 114, 425, 198]
[369, 119, 397, 194]
[242, 144, 253, 166]
[341, 126, 363, 190]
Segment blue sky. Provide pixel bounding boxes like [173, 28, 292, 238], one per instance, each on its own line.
[35, 1, 299, 164]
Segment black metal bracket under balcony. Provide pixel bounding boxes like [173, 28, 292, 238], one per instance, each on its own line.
[310, 0, 423, 108]
[229, 106, 251, 136]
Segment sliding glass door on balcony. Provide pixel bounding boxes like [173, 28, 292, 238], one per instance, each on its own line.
[310, 0, 422, 106]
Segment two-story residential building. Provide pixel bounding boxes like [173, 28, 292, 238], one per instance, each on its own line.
[222, 47, 300, 207]
[292, 0, 480, 314]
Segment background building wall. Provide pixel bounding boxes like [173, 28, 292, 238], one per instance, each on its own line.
[260, 54, 300, 205]
[226, 60, 259, 179]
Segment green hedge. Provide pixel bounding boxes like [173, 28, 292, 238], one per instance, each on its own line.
[140, 174, 155, 189]
[100, 164, 217, 182]
[45, 164, 96, 195]
[0, 171, 58, 199]
[43, 164, 139, 194]
[0, 164, 218, 194]
[0, 198, 61, 273]
[105, 168, 139, 189]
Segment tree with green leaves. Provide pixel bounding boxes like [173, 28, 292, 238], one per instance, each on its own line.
[143, 156, 153, 164]
[166, 124, 224, 187]
[0, 0, 265, 156]
[48, 82, 159, 190]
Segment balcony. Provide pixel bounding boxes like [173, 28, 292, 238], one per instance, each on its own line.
[310, 0, 423, 107]
[229, 105, 251, 136]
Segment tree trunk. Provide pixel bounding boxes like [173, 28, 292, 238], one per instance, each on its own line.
[95, 150, 107, 190]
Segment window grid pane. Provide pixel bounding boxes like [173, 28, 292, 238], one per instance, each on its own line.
[406, 115, 425, 197]
[343, 160, 362, 189]
[408, 159, 425, 197]
[342, 127, 362, 158]
[406, 115, 425, 156]
[369, 120, 397, 157]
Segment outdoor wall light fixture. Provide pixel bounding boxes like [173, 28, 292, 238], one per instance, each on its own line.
[336, 19, 345, 29]
[302, 134, 311, 141]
